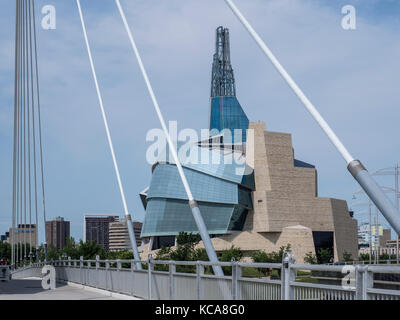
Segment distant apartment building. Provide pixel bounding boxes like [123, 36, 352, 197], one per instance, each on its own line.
[8, 224, 37, 247]
[46, 217, 70, 250]
[0, 232, 9, 242]
[358, 223, 370, 247]
[357, 223, 392, 248]
[84, 214, 119, 251]
[109, 219, 143, 252]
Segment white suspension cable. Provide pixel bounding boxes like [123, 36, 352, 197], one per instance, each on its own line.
[76, 0, 141, 266]
[224, 0, 354, 164]
[115, 0, 194, 201]
[224, 0, 400, 236]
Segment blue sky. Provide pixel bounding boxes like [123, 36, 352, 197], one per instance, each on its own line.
[1, 0, 400, 242]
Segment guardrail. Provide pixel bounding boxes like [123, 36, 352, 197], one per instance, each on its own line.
[10, 255, 400, 300]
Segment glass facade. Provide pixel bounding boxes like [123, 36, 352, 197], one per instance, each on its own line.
[209, 96, 249, 142]
[141, 160, 254, 237]
[147, 164, 238, 205]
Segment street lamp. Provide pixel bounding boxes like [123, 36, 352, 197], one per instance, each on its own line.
[352, 168, 400, 264]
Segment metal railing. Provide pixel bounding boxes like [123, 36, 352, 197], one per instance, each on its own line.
[10, 255, 400, 300]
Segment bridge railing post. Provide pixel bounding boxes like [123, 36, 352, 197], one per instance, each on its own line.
[362, 267, 374, 300]
[232, 260, 241, 300]
[68, 257, 71, 267]
[106, 260, 110, 290]
[169, 261, 176, 300]
[80, 256, 83, 285]
[117, 259, 122, 291]
[131, 259, 136, 296]
[355, 265, 363, 300]
[196, 261, 204, 300]
[96, 255, 100, 289]
[281, 252, 295, 300]
[148, 254, 154, 300]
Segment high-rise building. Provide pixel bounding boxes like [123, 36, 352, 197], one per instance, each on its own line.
[109, 219, 143, 252]
[139, 26, 358, 262]
[46, 217, 70, 250]
[84, 214, 119, 251]
[8, 224, 37, 248]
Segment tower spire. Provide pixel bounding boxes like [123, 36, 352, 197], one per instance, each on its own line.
[211, 26, 236, 98]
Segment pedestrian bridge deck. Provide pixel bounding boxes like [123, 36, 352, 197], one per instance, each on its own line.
[0, 278, 121, 300]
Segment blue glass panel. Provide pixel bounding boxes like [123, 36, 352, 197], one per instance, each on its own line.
[294, 159, 315, 168]
[155, 143, 255, 190]
[238, 186, 253, 209]
[141, 198, 235, 237]
[147, 164, 238, 205]
[210, 96, 249, 142]
[228, 207, 248, 231]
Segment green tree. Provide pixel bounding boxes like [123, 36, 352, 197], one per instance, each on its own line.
[317, 248, 333, 264]
[250, 244, 291, 277]
[359, 253, 370, 261]
[304, 252, 318, 264]
[77, 240, 106, 260]
[0, 242, 11, 261]
[218, 245, 243, 275]
[342, 250, 353, 262]
[176, 232, 201, 246]
[59, 237, 80, 259]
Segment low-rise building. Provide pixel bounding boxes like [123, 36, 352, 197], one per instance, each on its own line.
[109, 219, 143, 252]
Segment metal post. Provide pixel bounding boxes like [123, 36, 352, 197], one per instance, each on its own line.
[281, 252, 295, 300]
[117, 259, 122, 292]
[169, 262, 176, 300]
[80, 256, 83, 285]
[43, 242, 48, 263]
[232, 261, 240, 300]
[148, 255, 153, 300]
[224, 0, 400, 236]
[355, 265, 364, 300]
[375, 207, 379, 264]
[68, 256, 71, 267]
[369, 199, 372, 264]
[106, 260, 110, 290]
[96, 255, 100, 289]
[131, 259, 135, 296]
[362, 268, 374, 300]
[395, 164, 399, 264]
[196, 262, 204, 300]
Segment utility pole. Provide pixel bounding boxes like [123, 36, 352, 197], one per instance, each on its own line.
[368, 199, 372, 264]
[375, 206, 379, 264]
[395, 164, 399, 264]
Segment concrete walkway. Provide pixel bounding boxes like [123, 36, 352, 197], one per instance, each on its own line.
[0, 278, 122, 300]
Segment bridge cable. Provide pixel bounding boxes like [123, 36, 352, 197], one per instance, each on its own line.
[29, 0, 40, 262]
[76, 0, 141, 269]
[11, 0, 19, 268]
[32, 0, 49, 262]
[11, 0, 48, 267]
[224, 0, 400, 235]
